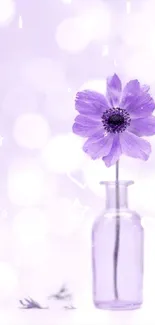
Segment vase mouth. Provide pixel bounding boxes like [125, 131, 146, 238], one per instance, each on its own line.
[100, 180, 134, 186]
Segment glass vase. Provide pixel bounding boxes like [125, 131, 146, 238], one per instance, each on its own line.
[92, 181, 144, 311]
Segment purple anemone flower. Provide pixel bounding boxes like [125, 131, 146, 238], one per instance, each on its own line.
[72, 74, 155, 167]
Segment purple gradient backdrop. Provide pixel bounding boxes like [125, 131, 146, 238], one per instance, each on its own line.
[0, 0, 155, 324]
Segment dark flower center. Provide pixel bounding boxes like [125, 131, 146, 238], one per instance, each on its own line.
[108, 114, 124, 127]
[101, 107, 131, 133]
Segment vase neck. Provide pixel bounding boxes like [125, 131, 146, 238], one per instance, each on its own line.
[101, 181, 134, 210]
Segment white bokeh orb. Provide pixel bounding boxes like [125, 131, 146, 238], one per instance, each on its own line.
[41, 133, 87, 174]
[79, 79, 106, 94]
[124, 50, 155, 84]
[123, 4, 155, 83]
[73, 0, 110, 38]
[21, 58, 67, 93]
[130, 178, 155, 216]
[83, 159, 116, 197]
[13, 240, 50, 269]
[7, 159, 45, 206]
[79, 3, 110, 41]
[0, 0, 15, 26]
[0, 262, 18, 300]
[61, 0, 72, 3]
[13, 113, 50, 149]
[125, 7, 155, 52]
[56, 1, 110, 53]
[120, 155, 154, 183]
[55, 16, 92, 53]
[48, 197, 90, 236]
[13, 208, 50, 245]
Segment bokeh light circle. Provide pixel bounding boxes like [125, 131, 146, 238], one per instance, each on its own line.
[0, 0, 15, 26]
[55, 17, 92, 53]
[13, 113, 50, 149]
[7, 159, 45, 206]
[83, 159, 115, 197]
[79, 79, 106, 93]
[41, 133, 86, 174]
[13, 208, 50, 245]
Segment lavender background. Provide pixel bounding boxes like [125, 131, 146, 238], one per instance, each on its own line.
[0, 0, 155, 324]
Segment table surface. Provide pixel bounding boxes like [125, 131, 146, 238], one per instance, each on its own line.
[0, 305, 154, 325]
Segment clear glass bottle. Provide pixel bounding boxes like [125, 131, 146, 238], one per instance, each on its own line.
[92, 181, 144, 311]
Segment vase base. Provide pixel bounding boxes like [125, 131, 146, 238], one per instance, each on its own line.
[94, 300, 142, 311]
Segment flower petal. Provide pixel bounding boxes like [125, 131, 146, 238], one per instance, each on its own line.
[121, 91, 155, 118]
[122, 80, 140, 98]
[107, 74, 122, 107]
[74, 115, 102, 127]
[102, 134, 121, 167]
[75, 90, 109, 118]
[84, 128, 106, 143]
[141, 84, 150, 93]
[83, 133, 114, 160]
[128, 116, 155, 136]
[120, 131, 151, 161]
[72, 120, 102, 138]
[120, 80, 139, 110]
[121, 80, 151, 110]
